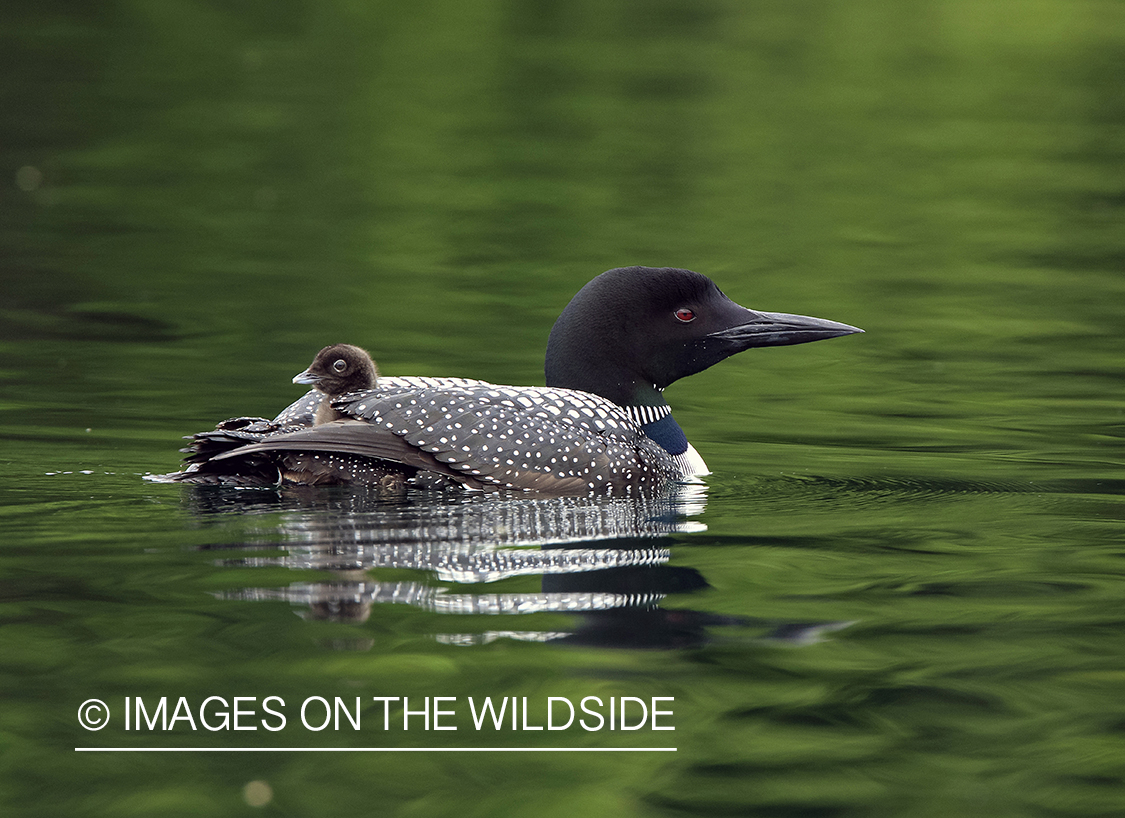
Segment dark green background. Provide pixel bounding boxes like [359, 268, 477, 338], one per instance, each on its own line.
[2, 1, 1123, 816]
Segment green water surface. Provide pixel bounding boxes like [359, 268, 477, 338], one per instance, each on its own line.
[2, 1, 1123, 816]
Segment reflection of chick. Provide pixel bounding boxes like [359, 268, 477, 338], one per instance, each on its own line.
[308, 598, 373, 624]
[292, 344, 379, 426]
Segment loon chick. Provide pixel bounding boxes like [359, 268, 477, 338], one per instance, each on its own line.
[293, 343, 379, 425]
[275, 344, 403, 485]
[159, 266, 862, 493]
[172, 344, 406, 487]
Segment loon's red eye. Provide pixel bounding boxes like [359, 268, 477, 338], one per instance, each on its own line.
[674, 308, 695, 323]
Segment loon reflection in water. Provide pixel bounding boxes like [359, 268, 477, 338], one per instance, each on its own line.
[194, 485, 852, 650]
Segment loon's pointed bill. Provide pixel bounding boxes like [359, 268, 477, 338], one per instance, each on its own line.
[709, 310, 863, 349]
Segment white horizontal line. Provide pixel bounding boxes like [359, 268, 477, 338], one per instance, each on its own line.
[77, 747, 676, 753]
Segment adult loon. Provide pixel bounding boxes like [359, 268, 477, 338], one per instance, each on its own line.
[156, 266, 861, 493]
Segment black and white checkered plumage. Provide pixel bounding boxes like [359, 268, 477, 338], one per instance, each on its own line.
[199, 381, 682, 493]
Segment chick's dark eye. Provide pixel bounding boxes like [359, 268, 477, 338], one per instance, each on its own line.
[332, 359, 347, 373]
[674, 308, 696, 323]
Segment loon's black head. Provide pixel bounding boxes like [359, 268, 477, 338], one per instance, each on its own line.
[545, 266, 862, 407]
[293, 344, 378, 397]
